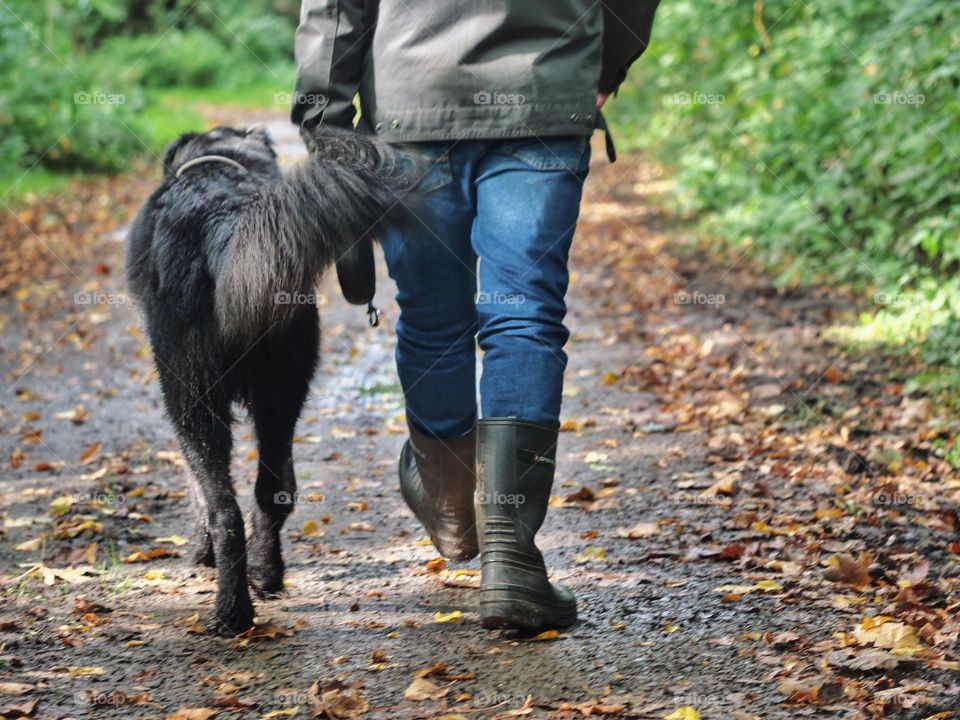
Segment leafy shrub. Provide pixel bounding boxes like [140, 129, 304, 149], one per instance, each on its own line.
[611, 0, 959, 285]
[609, 0, 960, 372]
[0, 0, 296, 179]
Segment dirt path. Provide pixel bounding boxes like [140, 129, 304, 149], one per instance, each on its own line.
[1, 114, 958, 720]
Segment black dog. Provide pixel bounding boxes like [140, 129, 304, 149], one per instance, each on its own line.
[127, 126, 404, 634]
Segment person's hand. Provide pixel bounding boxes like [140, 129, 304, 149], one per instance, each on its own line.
[596, 92, 610, 109]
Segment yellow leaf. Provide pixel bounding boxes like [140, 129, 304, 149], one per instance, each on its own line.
[714, 580, 782, 595]
[52, 665, 105, 677]
[260, 709, 300, 719]
[574, 546, 607, 564]
[302, 520, 320, 537]
[156, 535, 189, 546]
[755, 579, 784, 592]
[531, 630, 560, 641]
[49, 494, 74, 516]
[434, 610, 462, 623]
[260, 709, 299, 719]
[853, 618, 922, 655]
[664, 708, 700, 720]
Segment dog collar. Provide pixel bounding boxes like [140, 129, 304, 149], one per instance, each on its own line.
[175, 155, 249, 178]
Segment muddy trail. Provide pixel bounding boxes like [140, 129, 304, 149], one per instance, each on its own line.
[1, 113, 958, 720]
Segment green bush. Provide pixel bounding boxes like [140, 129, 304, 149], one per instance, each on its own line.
[0, 8, 146, 175]
[609, 0, 960, 373]
[95, 31, 234, 88]
[611, 0, 959, 285]
[0, 0, 296, 180]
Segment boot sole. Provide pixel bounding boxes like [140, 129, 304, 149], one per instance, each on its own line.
[479, 590, 577, 630]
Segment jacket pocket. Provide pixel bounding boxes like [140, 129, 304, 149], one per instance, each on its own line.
[494, 137, 589, 172]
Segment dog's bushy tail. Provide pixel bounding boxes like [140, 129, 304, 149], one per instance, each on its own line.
[214, 127, 408, 343]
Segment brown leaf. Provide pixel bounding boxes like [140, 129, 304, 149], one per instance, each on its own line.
[822, 553, 872, 586]
[403, 677, 447, 702]
[0, 698, 38, 718]
[166, 708, 219, 720]
[124, 547, 181, 563]
[78, 441, 102, 465]
[309, 680, 368, 718]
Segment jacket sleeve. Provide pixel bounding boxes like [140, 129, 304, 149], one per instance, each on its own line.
[291, 0, 372, 130]
[599, 0, 660, 94]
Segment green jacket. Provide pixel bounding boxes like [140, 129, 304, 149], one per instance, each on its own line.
[291, 0, 659, 141]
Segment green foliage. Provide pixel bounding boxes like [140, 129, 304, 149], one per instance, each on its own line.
[0, 0, 296, 182]
[609, 0, 960, 375]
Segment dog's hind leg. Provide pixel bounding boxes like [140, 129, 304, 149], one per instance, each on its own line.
[160, 369, 254, 635]
[247, 403, 298, 597]
[247, 314, 319, 596]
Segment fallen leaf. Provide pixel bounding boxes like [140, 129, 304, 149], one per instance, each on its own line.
[615, 522, 659, 539]
[166, 708, 219, 720]
[78, 441, 102, 465]
[404, 677, 447, 702]
[823, 553, 872, 586]
[309, 680, 368, 718]
[124, 547, 180, 563]
[663, 708, 700, 720]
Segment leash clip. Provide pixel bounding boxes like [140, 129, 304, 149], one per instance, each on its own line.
[366, 302, 381, 328]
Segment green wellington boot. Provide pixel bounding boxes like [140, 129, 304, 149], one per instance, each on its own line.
[398, 424, 478, 561]
[476, 418, 576, 630]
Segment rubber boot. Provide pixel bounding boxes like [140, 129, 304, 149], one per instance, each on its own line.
[398, 424, 478, 561]
[476, 418, 576, 630]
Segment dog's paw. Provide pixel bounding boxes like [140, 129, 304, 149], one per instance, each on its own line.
[207, 592, 255, 636]
[192, 532, 216, 568]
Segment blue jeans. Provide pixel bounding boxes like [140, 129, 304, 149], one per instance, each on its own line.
[381, 137, 591, 439]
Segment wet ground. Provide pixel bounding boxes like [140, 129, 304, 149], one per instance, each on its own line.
[1, 115, 958, 720]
